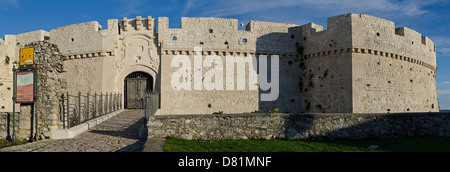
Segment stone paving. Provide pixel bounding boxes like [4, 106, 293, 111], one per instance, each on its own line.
[0, 110, 147, 152]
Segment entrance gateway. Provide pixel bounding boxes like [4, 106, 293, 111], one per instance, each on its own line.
[124, 72, 153, 109]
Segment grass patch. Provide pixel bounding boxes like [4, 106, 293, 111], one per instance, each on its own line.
[0, 139, 28, 149]
[164, 137, 450, 152]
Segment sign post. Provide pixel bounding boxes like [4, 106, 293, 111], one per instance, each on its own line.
[16, 71, 34, 103]
[11, 68, 17, 143]
[12, 47, 39, 141]
[19, 47, 34, 67]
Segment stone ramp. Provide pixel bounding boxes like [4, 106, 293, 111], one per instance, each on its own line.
[0, 110, 150, 152]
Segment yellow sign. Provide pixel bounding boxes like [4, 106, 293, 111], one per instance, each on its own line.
[20, 47, 34, 66]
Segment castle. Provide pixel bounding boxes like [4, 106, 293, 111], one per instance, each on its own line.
[0, 13, 440, 115]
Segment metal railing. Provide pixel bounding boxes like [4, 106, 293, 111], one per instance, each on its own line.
[60, 92, 123, 129]
[143, 91, 160, 127]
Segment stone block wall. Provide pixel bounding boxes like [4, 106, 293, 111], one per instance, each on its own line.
[1, 41, 67, 140]
[158, 17, 255, 52]
[62, 58, 104, 95]
[352, 51, 439, 113]
[158, 17, 304, 115]
[350, 14, 439, 113]
[351, 14, 436, 67]
[10, 41, 67, 140]
[0, 31, 49, 113]
[49, 21, 118, 55]
[116, 16, 159, 98]
[147, 112, 450, 140]
[0, 112, 19, 139]
[300, 14, 354, 113]
[50, 20, 120, 95]
[159, 52, 260, 115]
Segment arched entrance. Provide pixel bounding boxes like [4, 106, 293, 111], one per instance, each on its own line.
[124, 72, 154, 109]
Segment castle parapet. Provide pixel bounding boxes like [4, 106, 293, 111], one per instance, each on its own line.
[50, 20, 119, 56]
[350, 13, 436, 68]
[121, 16, 155, 33]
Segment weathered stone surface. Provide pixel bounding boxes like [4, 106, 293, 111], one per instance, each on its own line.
[0, 13, 439, 116]
[0, 41, 67, 140]
[147, 113, 450, 140]
[28, 41, 66, 140]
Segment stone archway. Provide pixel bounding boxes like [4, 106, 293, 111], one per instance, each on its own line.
[124, 71, 154, 109]
[115, 33, 160, 109]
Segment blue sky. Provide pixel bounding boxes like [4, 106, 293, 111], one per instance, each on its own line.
[1, 0, 449, 109]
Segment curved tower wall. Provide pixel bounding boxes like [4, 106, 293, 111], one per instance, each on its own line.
[300, 13, 439, 113]
[351, 14, 438, 113]
[300, 14, 354, 113]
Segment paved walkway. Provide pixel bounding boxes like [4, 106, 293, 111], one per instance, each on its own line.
[0, 110, 161, 152]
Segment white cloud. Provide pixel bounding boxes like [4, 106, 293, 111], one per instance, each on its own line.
[179, 0, 446, 28]
[0, 0, 20, 9]
[431, 36, 450, 57]
[185, 0, 443, 19]
[438, 89, 450, 95]
[116, 0, 149, 17]
[183, 0, 197, 15]
[438, 89, 450, 109]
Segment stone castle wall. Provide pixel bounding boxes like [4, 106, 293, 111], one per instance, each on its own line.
[1, 41, 67, 140]
[158, 17, 259, 114]
[117, 16, 160, 97]
[158, 17, 304, 114]
[0, 112, 19, 139]
[50, 20, 120, 95]
[350, 14, 438, 113]
[0, 30, 49, 112]
[298, 14, 438, 113]
[0, 13, 439, 116]
[300, 15, 354, 113]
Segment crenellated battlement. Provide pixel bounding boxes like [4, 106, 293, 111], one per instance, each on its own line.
[299, 13, 436, 70]
[350, 13, 436, 67]
[121, 16, 156, 33]
[49, 19, 119, 56]
[158, 17, 302, 56]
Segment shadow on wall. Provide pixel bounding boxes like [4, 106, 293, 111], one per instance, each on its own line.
[255, 26, 303, 114]
[147, 112, 450, 141]
[283, 113, 450, 140]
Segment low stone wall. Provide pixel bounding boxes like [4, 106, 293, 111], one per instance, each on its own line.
[147, 113, 450, 140]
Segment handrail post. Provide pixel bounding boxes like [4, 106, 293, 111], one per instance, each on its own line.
[78, 92, 81, 125]
[94, 92, 97, 118]
[62, 93, 65, 129]
[110, 92, 113, 112]
[115, 93, 118, 111]
[100, 93, 103, 116]
[106, 93, 109, 114]
[114, 93, 117, 111]
[109, 92, 112, 113]
[111, 92, 113, 112]
[86, 92, 90, 121]
[67, 91, 70, 129]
